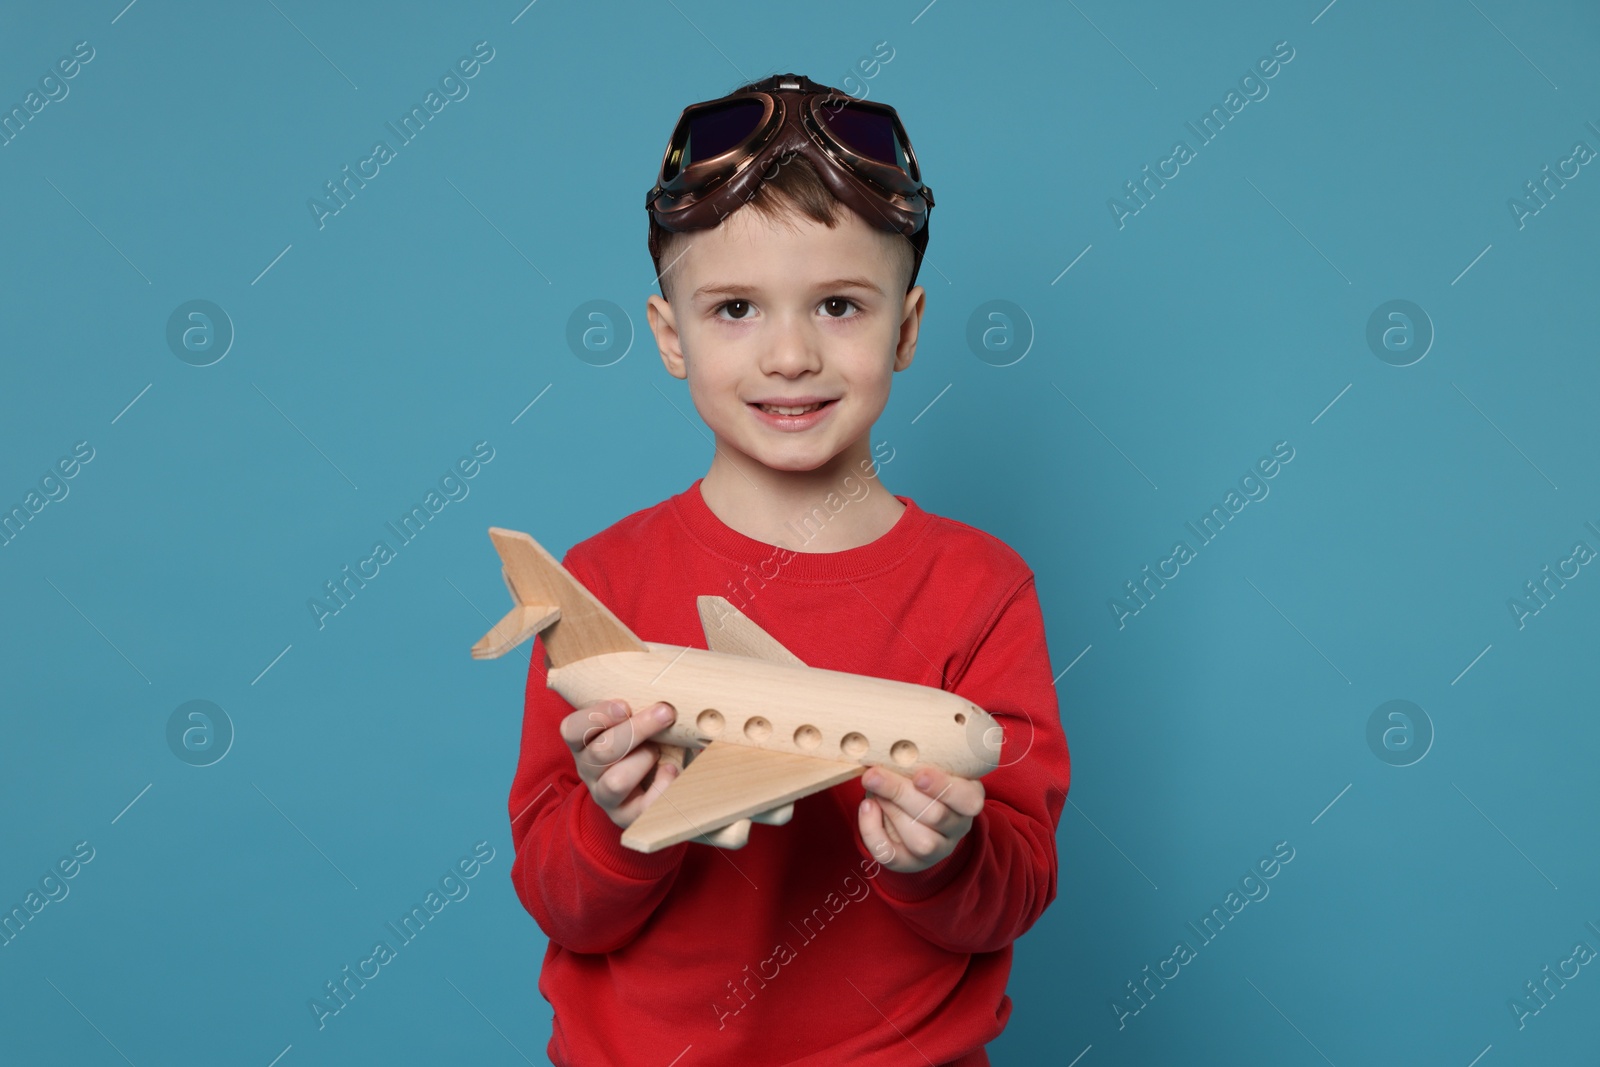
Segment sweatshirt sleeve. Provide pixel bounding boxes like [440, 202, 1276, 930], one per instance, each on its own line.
[505, 551, 689, 955]
[866, 573, 1071, 955]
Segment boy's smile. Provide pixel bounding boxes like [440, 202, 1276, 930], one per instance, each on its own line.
[645, 204, 925, 546]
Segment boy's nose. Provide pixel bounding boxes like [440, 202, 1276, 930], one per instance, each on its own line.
[760, 322, 824, 374]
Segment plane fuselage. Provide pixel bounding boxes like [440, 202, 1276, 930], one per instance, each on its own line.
[548, 643, 1003, 778]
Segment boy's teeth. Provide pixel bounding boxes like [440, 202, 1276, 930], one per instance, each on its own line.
[760, 402, 824, 415]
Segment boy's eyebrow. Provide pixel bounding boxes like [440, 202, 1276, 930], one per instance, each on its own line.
[693, 277, 886, 299]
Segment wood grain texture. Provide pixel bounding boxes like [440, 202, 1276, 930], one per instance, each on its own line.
[697, 595, 806, 665]
[654, 744, 750, 848]
[470, 603, 560, 660]
[660, 745, 793, 849]
[551, 646, 998, 780]
[621, 740, 865, 853]
[489, 526, 644, 668]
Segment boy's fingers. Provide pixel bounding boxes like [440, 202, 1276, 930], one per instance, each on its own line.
[560, 702, 625, 754]
[591, 743, 659, 811]
[577, 712, 640, 771]
[863, 765, 983, 833]
[641, 755, 678, 805]
[611, 756, 679, 826]
[904, 765, 985, 819]
[566, 701, 678, 771]
[876, 794, 943, 857]
[857, 797, 897, 868]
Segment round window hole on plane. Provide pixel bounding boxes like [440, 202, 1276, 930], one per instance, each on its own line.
[840, 731, 869, 758]
[794, 724, 821, 750]
[697, 709, 724, 735]
[744, 716, 773, 741]
[890, 740, 919, 766]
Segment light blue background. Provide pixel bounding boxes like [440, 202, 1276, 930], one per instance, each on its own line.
[2, 1, 1597, 1064]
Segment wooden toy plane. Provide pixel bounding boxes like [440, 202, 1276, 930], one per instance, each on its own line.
[470, 527, 1003, 854]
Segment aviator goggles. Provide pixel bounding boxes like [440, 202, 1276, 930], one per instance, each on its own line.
[645, 72, 934, 288]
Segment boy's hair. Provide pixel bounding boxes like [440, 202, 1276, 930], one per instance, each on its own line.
[649, 133, 917, 304]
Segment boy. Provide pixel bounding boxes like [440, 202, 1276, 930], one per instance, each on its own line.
[506, 73, 1071, 1066]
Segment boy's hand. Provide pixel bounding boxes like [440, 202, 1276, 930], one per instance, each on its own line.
[858, 764, 985, 874]
[559, 700, 680, 830]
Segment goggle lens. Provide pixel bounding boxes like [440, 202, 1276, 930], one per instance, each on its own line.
[815, 102, 913, 176]
[663, 98, 767, 182]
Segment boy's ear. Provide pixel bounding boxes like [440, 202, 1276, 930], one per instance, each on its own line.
[646, 293, 688, 380]
[893, 284, 925, 373]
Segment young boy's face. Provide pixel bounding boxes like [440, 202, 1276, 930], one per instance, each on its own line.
[645, 204, 924, 476]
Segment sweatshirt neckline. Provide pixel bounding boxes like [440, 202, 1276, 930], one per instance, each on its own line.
[671, 477, 931, 582]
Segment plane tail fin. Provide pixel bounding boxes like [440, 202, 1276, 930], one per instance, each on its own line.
[470, 527, 646, 668]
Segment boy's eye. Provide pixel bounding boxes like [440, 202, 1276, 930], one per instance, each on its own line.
[712, 297, 860, 320]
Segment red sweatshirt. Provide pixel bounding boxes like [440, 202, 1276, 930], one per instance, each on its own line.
[506, 478, 1071, 1066]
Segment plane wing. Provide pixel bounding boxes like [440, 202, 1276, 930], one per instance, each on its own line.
[621, 740, 864, 854]
[688, 596, 810, 840]
[471, 602, 559, 660]
[697, 595, 806, 665]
